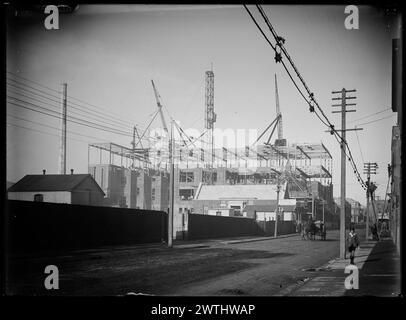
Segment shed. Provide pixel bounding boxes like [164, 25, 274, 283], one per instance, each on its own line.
[8, 174, 105, 206]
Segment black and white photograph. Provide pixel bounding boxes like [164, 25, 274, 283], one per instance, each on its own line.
[3, 2, 402, 304]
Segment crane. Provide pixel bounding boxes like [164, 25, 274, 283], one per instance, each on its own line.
[274, 74, 286, 146]
[151, 80, 168, 133]
[275, 74, 283, 140]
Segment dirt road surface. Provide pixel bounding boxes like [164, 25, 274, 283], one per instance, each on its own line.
[7, 229, 360, 296]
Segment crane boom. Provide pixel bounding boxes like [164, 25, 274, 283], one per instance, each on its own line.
[275, 74, 283, 140]
[151, 80, 168, 133]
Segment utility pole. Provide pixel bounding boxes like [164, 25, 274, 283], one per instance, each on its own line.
[59, 83, 67, 174]
[312, 193, 315, 220]
[332, 88, 359, 259]
[321, 199, 325, 223]
[274, 176, 281, 238]
[168, 120, 175, 248]
[363, 162, 378, 240]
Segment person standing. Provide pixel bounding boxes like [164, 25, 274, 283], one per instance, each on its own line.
[347, 227, 360, 265]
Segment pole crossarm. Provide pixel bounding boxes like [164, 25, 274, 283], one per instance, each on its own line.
[332, 103, 357, 107]
[325, 127, 363, 132]
[332, 89, 356, 94]
[332, 110, 356, 113]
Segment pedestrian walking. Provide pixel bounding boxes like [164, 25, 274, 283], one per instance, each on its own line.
[347, 227, 359, 265]
[301, 221, 307, 240]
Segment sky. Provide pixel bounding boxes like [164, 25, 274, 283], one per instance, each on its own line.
[6, 5, 400, 205]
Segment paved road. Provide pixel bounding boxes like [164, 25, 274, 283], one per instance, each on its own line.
[6, 229, 358, 296]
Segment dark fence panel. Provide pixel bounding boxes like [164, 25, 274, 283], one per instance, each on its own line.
[6, 200, 168, 253]
[187, 214, 296, 240]
[259, 220, 297, 237]
[187, 214, 264, 240]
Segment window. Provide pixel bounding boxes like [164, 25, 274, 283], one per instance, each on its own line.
[101, 168, 104, 188]
[151, 188, 156, 201]
[231, 205, 241, 216]
[179, 208, 183, 213]
[34, 194, 44, 202]
[137, 187, 140, 195]
[179, 171, 194, 183]
[179, 189, 194, 200]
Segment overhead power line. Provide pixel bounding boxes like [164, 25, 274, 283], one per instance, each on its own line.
[6, 86, 141, 133]
[244, 4, 368, 190]
[6, 72, 149, 130]
[356, 114, 396, 126]
[348, 108, 391, 123]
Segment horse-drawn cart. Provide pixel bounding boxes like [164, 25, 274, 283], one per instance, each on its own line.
[302, 220, 326, 240]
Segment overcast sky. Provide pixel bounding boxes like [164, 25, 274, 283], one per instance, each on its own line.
[6, 5, 400, 205]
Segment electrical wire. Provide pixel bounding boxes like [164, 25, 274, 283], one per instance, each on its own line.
[355, 114, 396, 126]
[348, 108, 391, 123]
[6, 72, 149, 129]
[245, 4, 368, 190]
[354, 125, 365, 164]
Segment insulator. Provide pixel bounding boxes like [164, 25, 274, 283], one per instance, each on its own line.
[274, 51, 282, 63]
[276, 36, 286, 45]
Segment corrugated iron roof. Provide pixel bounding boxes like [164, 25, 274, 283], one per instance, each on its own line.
[7, 174, 104, 193]
[244, 203, 296, 212]
[195, 183, 287, 200]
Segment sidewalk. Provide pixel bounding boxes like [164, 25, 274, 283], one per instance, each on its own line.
[284, 238, 401, 296]
[174, 232, 298, 248]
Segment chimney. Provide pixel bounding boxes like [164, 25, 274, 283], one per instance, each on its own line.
[43, 169, 46, 175]
[70, 169, 74, 175]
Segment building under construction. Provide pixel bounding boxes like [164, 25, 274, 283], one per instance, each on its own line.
[87, 71, 335, 239]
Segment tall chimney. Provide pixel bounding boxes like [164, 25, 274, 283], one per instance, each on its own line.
[59, 83, 67, 174]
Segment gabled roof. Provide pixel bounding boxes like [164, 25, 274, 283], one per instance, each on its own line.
[7, 174, 104, 194]
[6, 181, 15, 189]
[195, 183, 287, 201]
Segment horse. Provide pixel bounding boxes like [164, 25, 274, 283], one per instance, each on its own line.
[301, 222, 308, 240]
[305, 221, 317, 240]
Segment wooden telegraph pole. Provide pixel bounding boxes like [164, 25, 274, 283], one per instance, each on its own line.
[168, 120, 174, 248]
[274, 176, 281, 238]
[331, 88, 361, 259]
[363, 162, 378, 240]
[59, 83, 67, 175]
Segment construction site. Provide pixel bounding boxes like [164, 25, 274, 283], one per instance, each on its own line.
[86, 71, 337, 239]
[6, 4, 401, 300]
